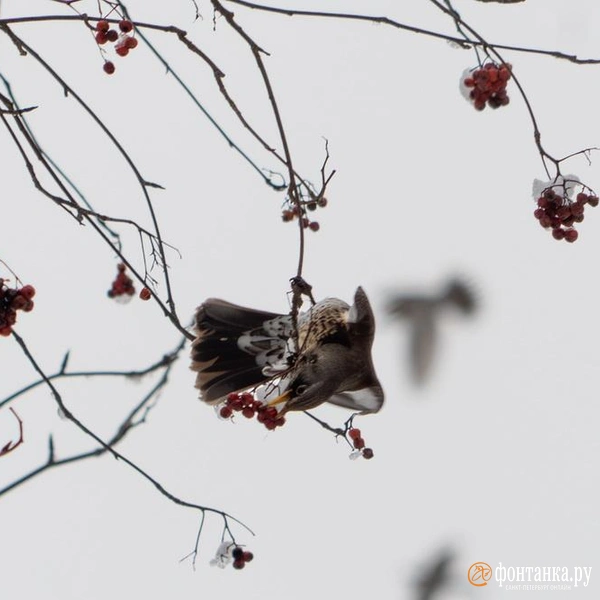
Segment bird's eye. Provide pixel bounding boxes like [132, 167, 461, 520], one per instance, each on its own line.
[307, 355, 317, 364]
[296, 384, 308, 395]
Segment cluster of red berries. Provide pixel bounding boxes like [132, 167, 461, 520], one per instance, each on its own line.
[0, 281, 35, 337]
[281, 197, 327, 232]
[348, 427, 374, 460]
[107, 263, 135, 299]
[95, 19, 138, 75]
[463, 62, 511, 111]
[231, 546, 254, 570]
[219, 392, 286, 430]
[534, 188, 598, 242]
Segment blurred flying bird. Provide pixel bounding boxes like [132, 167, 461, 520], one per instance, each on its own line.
[414, 548, 456, 600]
[191, 287, 384, 414]
[387, 278, 477, 385]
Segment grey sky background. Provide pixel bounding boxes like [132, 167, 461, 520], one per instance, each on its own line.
[1, 1, 599, 599]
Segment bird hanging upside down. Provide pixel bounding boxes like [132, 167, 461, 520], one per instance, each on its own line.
[190, 287, 384, 415]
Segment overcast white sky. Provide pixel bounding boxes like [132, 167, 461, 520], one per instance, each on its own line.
[1, 1, 599, 599]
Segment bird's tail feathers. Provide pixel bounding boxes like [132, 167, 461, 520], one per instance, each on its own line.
[191, 299, 290, 404]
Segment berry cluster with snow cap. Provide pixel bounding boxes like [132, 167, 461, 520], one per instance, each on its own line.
[534, 186, 597, 242]
[95, 19, 138, 75]
[107, 263, 135, 300]
[210, 542, 254, 570]
[348, 427, 374, 460]
[0, 281, 35, 337]
[462, 62, 511, 111]
[218, 392, 286, 430]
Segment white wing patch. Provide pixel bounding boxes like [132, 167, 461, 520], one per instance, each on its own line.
[328, 386, 384, 413]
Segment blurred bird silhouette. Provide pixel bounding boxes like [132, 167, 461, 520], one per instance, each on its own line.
[414, 548, 455, 600]
[388, 278, 477, 386]
[190, 287, 384, 414]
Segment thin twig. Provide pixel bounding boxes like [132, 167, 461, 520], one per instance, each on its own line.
[7, 329, 254, 536]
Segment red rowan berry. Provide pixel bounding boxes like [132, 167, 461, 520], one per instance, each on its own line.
[119, 19, 134, 33]
[124, 36, 138, 50]
[219, 406, 233, 419]
[565, 229, 578, 243]
[353, 437, 366, 450]
[348, 428, 361, 441]
[96, 20, 110, 33]
[20, 285, 35, 300]
[242, 407, 255, 419]
[362, 448, 374, 459]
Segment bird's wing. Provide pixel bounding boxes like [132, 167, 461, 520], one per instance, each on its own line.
[409, 310, 438, 385]
[328, 384, 384, 414]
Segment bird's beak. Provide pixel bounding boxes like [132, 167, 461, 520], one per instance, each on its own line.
[266, 389, 293, 407]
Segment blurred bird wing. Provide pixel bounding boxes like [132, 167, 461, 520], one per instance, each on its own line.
[409, 311, 438, 385]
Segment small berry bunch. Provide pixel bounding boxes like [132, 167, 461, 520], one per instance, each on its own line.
[210, 542, 254, 570]
[231, 546, 254, 570]
[218, 392, 286, 430]
[348, 427, 374, 460]
[107, 263, 135, 299]
[95, 19, 138, 75]
[281, 196, 327, 232]
[463, 62, 511, 111]
[534, 187, 598, 242]
[0, 281, 35, 337]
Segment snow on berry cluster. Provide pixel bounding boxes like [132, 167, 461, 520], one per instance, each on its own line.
[0, 280, 35, 337]
[107, 263, 135, 300]
[461, 62, 511, 111]
[534, 186, 598, 242]
[95, 19, 138, 75]
[210, 542, 254, 570]
[218, 392, 286, 430]
[347, 427, 374, 460]
[281, 196, 327, 232]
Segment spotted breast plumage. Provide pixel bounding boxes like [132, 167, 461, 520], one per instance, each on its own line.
[190, 287, 384, 414]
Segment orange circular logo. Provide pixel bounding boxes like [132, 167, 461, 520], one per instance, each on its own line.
[468, 562, 492, 586]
